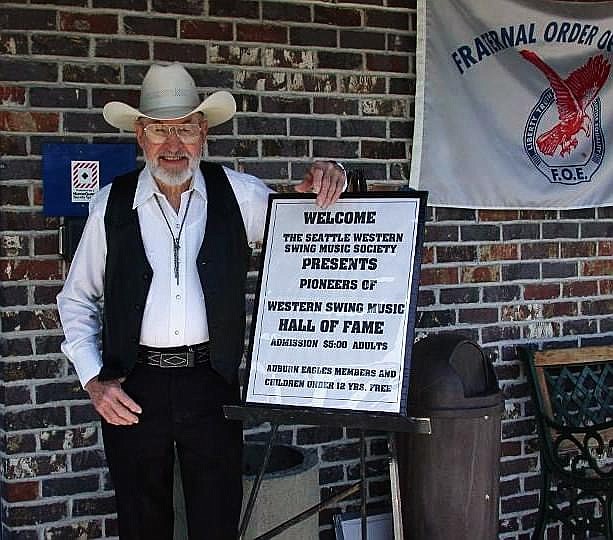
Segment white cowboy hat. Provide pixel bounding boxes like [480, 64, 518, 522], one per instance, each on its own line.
[102, 63, 236, 131]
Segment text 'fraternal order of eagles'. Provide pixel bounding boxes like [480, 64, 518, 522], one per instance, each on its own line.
[245, 197, 421, 414]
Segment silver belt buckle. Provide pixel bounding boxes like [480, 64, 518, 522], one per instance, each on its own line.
[160, 353, 189, 368]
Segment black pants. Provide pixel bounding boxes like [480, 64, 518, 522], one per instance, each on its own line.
[101, 363, 243, 540]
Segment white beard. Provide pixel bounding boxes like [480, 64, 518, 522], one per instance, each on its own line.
[146, 150, 201, 186]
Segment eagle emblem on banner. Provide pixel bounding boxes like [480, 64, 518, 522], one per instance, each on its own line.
[521, 51, 611, 185]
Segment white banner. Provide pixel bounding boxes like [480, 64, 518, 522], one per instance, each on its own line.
[410, 0, 613, 209]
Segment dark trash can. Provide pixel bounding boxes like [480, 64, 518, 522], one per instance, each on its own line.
[398, 333, 504, 540]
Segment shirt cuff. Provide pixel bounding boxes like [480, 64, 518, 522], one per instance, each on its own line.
[61, 340, 103, 388]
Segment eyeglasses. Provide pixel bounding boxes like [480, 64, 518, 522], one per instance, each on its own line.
[143, 124, 203, 144]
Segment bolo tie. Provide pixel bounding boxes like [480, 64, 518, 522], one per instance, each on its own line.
[154, 190, 194, 286]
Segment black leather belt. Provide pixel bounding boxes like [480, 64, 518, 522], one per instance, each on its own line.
[137, 343, 210, 368]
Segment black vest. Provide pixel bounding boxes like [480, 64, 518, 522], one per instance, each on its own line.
[100, 162, 250, 384]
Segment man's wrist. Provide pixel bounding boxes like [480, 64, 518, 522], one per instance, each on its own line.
[328, 161, 347, 192]
[329, 161, 346, 175]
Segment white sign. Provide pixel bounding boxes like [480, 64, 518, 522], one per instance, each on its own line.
[245, 195, 425, 414]
[71, 160, 99, 203]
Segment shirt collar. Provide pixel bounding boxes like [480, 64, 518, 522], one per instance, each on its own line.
[132, 165, 207, 209]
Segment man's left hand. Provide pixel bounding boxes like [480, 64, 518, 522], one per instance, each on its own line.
[295, 161, 346, 208]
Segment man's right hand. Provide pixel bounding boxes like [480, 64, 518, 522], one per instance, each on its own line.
[84, 377, 142, 425]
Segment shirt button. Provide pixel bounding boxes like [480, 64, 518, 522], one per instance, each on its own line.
[176, 294, 181, 300]
[174, 330, 179, 335]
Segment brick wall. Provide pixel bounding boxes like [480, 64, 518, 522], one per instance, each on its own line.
[1, 1, 612, 539]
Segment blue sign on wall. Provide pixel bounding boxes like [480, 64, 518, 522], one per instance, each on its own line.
[43, 143, 137, 216]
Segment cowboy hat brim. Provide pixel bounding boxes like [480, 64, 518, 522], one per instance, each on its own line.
[102, 90, 236, 132]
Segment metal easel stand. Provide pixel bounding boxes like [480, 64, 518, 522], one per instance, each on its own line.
[228, 405, 431, 540]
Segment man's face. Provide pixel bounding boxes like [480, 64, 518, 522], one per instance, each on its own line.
[135, 113, 208, 186]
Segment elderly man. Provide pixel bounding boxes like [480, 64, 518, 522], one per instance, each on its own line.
[57, 63, 345, 540]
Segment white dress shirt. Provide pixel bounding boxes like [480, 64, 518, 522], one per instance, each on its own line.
[57, 165, 272, 387]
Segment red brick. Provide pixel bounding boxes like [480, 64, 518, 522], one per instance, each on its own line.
[598, 240, 613, 256]
[582, 299, 613, 316]
[519, 209, 557, 220]
[362, 140, 406, 159]
[264, 49, 313, 69]
[318, 51, 362, 70]
[419, 267, 458, 286]
[0, 86, 26, 105]
[365, 9, 408, 30]
[263, 3, 311, 22]
[0, 185, 29, 205]
[458, 308, 498, 324]
[542, 302, 578, 318]
[582, 260, 613, 277]
[4, 481, 39, 502]
[478, 210, 520, 222]
[151, 0, 203, 15]
[154, 42, 207, 62]
[125, 16, 176, 37]
[524, 284, 560, 300]
[563, 281, 597, 297]
[561, 241, 597, 258]
[2, 309, 61, 332]
[3, 501, 67, 527]
[60, 12, 118, 33]
[34, 235, 59, 256]
[340, 75, 385, 94]
[501, 304, 541, 322]
[366, 53, 409, 73]
[237, 23, 287, 44]
[1, 34, 28, 55]
[315, 5, 362, 26]
[601, 279, 613, 295]
[95, 39, 149, 60]
[341, 30, 385, 50]
[33, 186, 44, 206]
[0, 111, 58, 132]
[387, 32, 416, 52]
[180, 20, 232, 40]
[0, 134, 27, 155]
[314, 97, 359, 115]
[34, 285, 63, 304]
[92, 88, 139, 108]
[290, 27, 337, 47]
[480, 244, 518, 261]
[361, 98, 406, 117]
[0, 260, 62, 281]
[209, 0, 258, 18]
[1, 8, 56, 30]
[461, 265, 500, 283]
[63, 63, 120, 84]
[1, 59, 58, 83]
[521, 242, 559, 259]
[31, 35, 89, 57]
[94, 0, 146, 8]
[421, 247, 434, 264]
[1, 235, 29, 257]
